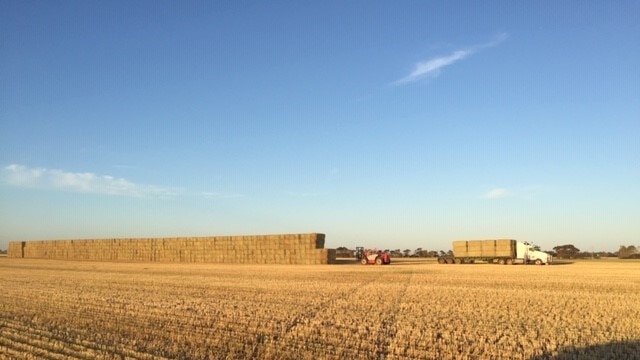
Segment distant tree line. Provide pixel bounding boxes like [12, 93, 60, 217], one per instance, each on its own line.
[2, 245, 635, 259]
[618, 245, 640, 259]
[335, 247, 450, 258]
[336, 244, 639, 259]
[549, 244, 639, 259]
[549, 244, 607, 259]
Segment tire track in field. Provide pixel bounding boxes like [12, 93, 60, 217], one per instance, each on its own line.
[271, 267, 414, 360]
[0, 317, 174, 360]
[375, 268, 414, 359]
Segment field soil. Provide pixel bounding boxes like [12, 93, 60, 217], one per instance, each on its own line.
[1, 258, 639, 359]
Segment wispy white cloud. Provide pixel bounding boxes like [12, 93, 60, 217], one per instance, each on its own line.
[395, 50, 471, 84]
[2, 164, 177, 198]
[484, 187, 510, 200]
[483, 184, 544, 200]
[394, 33, 508, 85]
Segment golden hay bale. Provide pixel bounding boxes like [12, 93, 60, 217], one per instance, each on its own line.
[14, 233, 332, 264]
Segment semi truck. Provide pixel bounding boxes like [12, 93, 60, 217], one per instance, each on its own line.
[437, 239, 552, 265]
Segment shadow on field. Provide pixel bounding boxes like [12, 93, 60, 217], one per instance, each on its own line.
[389, 259, 436, 265]
[333, 259, 358, 265]
[332, 258, 435, 266]
[549, 260, 575, 265]
[530, 340, 640, 360]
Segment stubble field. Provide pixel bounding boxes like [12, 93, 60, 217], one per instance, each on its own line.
[1, 258, 639, 359]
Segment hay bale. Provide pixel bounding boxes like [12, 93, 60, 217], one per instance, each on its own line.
[14, 233, 332, 265]
[7, 241, 24, 258]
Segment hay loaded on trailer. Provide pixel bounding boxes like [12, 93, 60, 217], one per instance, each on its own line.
[438, 239, 552, 265]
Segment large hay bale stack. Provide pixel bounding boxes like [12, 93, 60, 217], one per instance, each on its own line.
[481, 240, 497, 258]
[7, 242, 24, 258]
[495, 239, 516, 258]
[466, 240, 483, 257]
[7, 233, 335, 264]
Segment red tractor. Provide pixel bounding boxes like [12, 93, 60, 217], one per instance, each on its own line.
[355, 247, 391, 265]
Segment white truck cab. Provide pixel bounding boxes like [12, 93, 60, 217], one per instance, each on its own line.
[518, 241, 553, 265]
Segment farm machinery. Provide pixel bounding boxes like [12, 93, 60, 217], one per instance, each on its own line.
[355, 247, 391, 265]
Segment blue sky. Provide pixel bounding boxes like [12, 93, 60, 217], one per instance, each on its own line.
[1, 1, 638, 252]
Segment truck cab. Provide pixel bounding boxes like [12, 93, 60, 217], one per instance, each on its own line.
[518, 242, 553, 265]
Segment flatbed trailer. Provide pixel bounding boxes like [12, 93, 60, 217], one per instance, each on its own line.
[437, 239, 552, 265]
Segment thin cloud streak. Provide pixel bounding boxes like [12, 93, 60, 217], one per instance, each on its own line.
[394, 33, 508, 85]
[395, 50, 470, 84]
[484, 188, 509, 199]
[2, 164, 177, 198]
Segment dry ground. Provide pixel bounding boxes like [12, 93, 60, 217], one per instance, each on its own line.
[1, 258, 639, 359]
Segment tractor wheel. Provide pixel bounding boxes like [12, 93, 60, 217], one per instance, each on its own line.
[437, 257, 445, 264]
[360, 258, 368, 265]
[375, 257, 383, 265]
[535, 259, 543, 265]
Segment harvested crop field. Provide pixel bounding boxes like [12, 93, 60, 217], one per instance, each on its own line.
[1, 259, 639, 359]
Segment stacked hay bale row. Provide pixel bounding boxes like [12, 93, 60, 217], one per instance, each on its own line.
[8, 233, 336, 264]
[7, 242, 24, 258]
